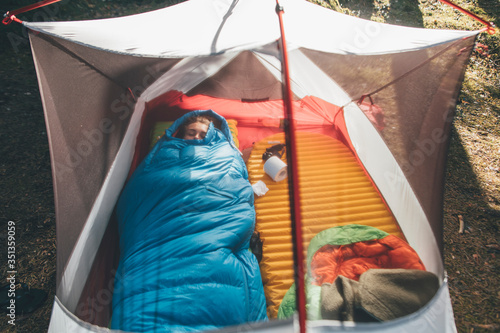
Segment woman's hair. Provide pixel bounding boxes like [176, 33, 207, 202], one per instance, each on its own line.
[175, 115, 214, 138]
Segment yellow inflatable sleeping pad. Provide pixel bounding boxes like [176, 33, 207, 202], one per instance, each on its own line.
[246, 131, 403, 318]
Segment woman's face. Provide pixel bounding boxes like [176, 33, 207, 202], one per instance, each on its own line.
[183, 121, 209, 140]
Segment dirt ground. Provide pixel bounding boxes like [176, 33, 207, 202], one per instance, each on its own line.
[0, 0, 498, 332]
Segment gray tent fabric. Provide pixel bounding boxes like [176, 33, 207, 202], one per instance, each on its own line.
[302, 37, 475, 251]
[29, 31, 180, 285]
[321, 269, 440, 322]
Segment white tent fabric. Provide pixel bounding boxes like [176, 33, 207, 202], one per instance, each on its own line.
[49, 282, 456, 333]
[25, 0, 476, 57]
[22, 0, 480, 332]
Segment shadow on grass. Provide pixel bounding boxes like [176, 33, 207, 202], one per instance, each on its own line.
[338, 0, 424, 27]
[445, 127, 487, 212]
[385, 0, 424, 27]
[444, 124, 499, 237]
[443, 125, 500, 332]
[477, 0, 500, 29]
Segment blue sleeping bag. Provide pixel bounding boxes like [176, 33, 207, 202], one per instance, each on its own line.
[111, 110, 268, 332]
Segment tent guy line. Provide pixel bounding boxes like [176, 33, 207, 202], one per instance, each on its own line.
[346, 35, 477, 110]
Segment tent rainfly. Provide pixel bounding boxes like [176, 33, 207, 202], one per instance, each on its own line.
[11, 0, 484, 331]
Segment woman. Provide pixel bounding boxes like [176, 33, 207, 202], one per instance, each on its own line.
[111, 110, 268, 332]
[175, 115, 211, 140]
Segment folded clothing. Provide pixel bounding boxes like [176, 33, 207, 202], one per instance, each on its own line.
[321, 268, 439, 322]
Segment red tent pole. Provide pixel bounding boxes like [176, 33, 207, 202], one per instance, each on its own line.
[2, 0, 62, 25]
[275, 2, 307, 333]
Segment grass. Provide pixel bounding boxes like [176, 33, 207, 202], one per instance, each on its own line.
[0, 0, 498, 332]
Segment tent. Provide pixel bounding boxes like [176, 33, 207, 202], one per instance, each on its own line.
[16, 0, 483, 331]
